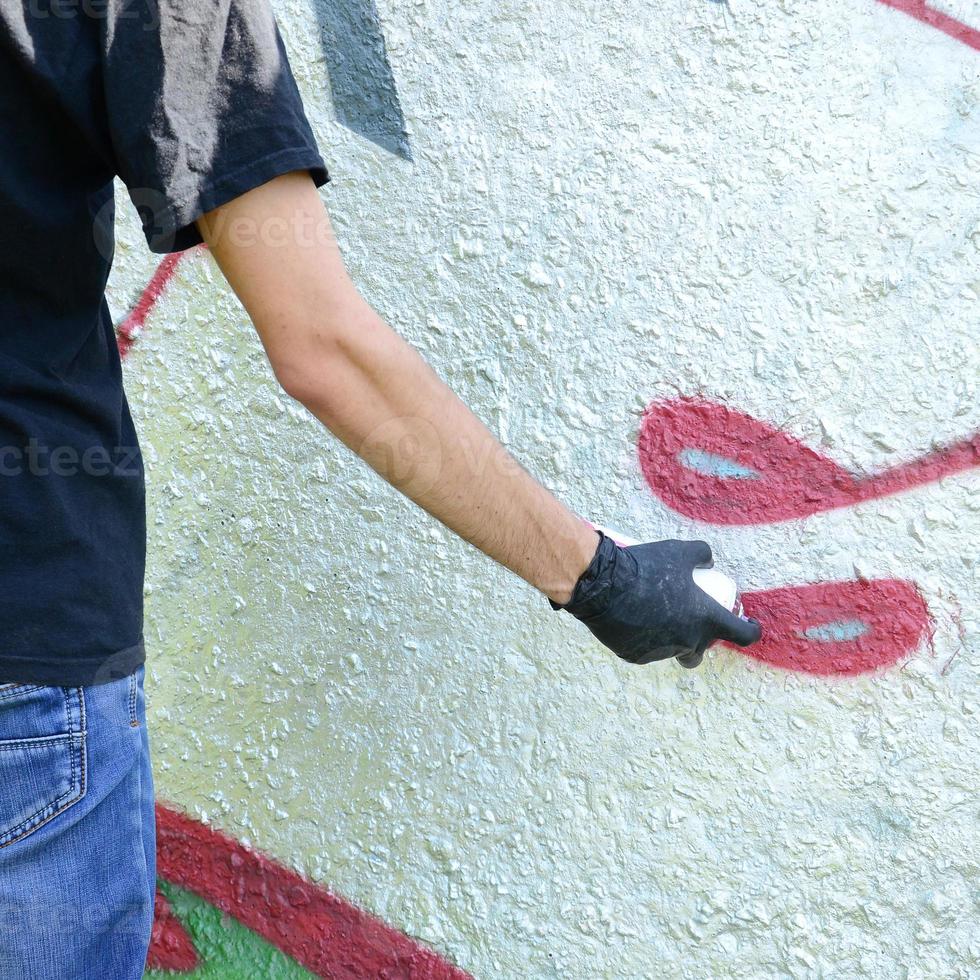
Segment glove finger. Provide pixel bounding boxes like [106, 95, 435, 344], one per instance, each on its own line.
[685, 540, 714, 568]
[711, 609, 762, 647]
[631, 642, 693, 665]
[677, 636, 710, 668]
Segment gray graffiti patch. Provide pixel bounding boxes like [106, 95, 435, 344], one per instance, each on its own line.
[313, 0, 411, 159]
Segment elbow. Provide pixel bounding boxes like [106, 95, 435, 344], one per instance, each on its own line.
[267, 323, 355, 413]
[271, 352, 330, 409]
[262, 304, 379, 411]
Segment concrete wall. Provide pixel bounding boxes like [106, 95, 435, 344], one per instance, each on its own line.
[108, 0, 979, 976]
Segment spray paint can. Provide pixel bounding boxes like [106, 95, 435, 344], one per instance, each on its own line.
[590, 524, 745, 619]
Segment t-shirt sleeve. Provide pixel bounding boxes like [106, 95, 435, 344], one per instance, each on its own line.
[100, 0, 328, 253]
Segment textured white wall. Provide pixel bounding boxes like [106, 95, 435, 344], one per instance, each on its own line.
[109, 0, 979, 975]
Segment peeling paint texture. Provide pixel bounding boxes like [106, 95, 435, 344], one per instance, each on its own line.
[107, 0, 979, 976]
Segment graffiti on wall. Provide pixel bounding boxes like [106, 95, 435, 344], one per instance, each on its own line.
[639, 398, 979, 526]
[638, 397, 975, 675]
[727, 579, 932, 677]
[876, 0, 980, 51]
[312, 0, 411, 159]
[146, 804, 471, 978]
[116, 253, 188, 358]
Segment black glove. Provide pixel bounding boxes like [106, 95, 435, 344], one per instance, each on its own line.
[550, 531, 762, 667]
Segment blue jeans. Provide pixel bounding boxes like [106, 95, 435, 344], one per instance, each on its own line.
[0, 667, 155, 979]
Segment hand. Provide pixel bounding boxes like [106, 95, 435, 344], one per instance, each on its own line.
[550, 532, 762, 667]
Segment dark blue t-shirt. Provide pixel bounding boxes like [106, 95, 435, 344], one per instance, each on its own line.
[0, 0, 327, 685]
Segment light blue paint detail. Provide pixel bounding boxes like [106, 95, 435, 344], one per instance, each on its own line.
[800, 620, 870, 643]
[314, 0, 412, 160]
[677, 448, 760, 480]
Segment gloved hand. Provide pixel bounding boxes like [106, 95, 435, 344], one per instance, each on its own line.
[550, 531, 762, 667]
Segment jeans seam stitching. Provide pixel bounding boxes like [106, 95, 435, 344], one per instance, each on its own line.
[0, 770, 82, 844]
[0, 733, 85, 750]
[67, 688, 76, 809]
[0, 685, 43, 703]
[128, 674, 138, 727]
[0, 784, 85, 849]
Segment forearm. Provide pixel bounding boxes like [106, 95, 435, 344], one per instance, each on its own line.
[289, 306, 597, 602]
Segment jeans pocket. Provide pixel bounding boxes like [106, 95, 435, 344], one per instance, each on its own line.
[0, 685, 87, 849]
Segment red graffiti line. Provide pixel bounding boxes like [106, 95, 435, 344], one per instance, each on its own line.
[148, 886, 199, 972]
[116, 250, 196, 359]
[733, 578, 932, 676]
[638, 398, 980, 525]
[154, 803, 473, 980]
[877, 0, 980, 52]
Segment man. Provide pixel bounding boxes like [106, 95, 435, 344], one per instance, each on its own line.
[0, 1, 761, 976]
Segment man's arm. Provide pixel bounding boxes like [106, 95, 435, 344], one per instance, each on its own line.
[197, 171, 762, 664]
[197, 171, 598, 604]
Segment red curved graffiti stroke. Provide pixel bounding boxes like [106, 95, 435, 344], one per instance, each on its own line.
[149, 887, 199, 972]
[877, 0, 980, 51]
[734, 578, 932, 676]
[149, 803, 473, 979]
[639, 398, 979, 525]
